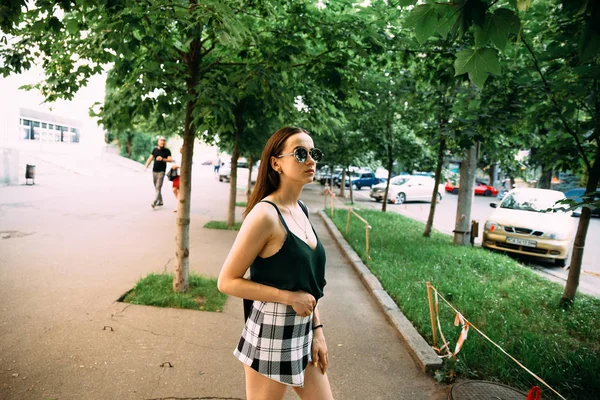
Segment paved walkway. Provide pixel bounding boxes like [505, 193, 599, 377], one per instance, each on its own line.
[0, 152, 447, 399]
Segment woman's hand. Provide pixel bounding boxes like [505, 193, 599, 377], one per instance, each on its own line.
[312, 329, 328, 374]
[289, 291, 316, 317]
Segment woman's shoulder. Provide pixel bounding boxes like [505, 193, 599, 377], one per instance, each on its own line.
[245, 199, 280, 228]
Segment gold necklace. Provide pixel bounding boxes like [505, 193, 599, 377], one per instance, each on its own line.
[277, 194, 308, 239]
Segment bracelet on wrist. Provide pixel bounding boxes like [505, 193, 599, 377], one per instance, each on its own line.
[312, 324, 323, 331]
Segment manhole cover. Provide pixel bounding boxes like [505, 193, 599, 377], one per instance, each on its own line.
[449, 380, 527, 399]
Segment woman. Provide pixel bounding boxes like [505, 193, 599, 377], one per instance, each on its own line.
[218, 127, 333, 400]
[171, 147, 182, 212]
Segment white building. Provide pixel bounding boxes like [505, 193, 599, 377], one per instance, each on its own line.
[0, 69, 106, 185]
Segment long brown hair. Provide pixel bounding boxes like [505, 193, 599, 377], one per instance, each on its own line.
[245, 126, 310, 217]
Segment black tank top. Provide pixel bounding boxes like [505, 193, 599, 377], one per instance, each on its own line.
[243, 200, 327, 320]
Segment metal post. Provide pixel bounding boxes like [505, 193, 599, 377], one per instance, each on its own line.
[426, 282, 438, 347]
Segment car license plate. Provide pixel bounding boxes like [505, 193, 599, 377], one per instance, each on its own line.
[506, 237, 537, 247]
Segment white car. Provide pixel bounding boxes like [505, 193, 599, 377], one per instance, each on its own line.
[482, 188, 575, 266]
[370, 175, 443, 204]
[219, 161, 258, 184]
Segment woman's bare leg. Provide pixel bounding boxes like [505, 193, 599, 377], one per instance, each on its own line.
[292, 363, 333, 400]
[172, 186, 179, 211]
[244, 364, 288, 400]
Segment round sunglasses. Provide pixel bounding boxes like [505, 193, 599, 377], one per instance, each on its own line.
[276, 147, 323, 163]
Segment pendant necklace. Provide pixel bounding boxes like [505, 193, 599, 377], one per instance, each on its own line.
[278, 194, 308, 239]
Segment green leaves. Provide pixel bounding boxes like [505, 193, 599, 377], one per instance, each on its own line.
[454, 48, 501, 87]
[404, 5, 438, 45]
[475, 8, 520, 50]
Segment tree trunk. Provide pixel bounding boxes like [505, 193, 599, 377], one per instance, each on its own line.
[173, 34, 201, 293]
[562, 134, 600, 303]
[246, 155, 253, 201]
[453, 143, 478, 245]
[329, 164, 334, 190]
[424, 137, 446, 237]
[126, 134, 132, 158]
[538, 165, 552, 189]
[488, 163, 497, 187]
[382, 119, 394, 212]
[227, 130, 241, 226]
[340, 169, 346, 198]
[382, 141, 393, 213]
[348, 167, 354, 205]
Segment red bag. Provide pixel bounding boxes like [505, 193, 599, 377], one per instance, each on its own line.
[526, 386, 541, 400]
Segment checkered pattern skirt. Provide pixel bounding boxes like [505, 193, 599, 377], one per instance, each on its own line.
[234, 300, 313, 387]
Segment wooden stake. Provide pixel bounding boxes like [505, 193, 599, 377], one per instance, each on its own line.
[426, 281, 438, 347]
[346, 208, 351, 235]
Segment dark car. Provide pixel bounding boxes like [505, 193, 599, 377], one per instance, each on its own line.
[564, 188, 600, 217]
[344, 172, 384, 190]
[333, 171, 358, 187]
[318, 168, 342, 185]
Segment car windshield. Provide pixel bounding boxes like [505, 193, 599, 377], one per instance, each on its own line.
[500, 191, 565, 212]
[391, 177, 409, 186]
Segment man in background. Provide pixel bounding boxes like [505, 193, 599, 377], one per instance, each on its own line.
[144, 136, 172, 208]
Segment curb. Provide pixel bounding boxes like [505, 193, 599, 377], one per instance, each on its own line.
[318, 210, 443, 372]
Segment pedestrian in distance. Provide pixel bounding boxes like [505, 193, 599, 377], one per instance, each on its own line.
[214, 156, 222, 177]
[144, 136, 172, 208]
[218, 126, 332, 400]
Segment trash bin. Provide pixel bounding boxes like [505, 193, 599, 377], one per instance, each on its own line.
[25, 164, 35, 185]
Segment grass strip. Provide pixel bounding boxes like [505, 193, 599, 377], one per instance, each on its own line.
[327, 208, 600, 399]
[236, 202, 247, 207]
[204, 220, 242, 231]
[122, 273, 227, 312]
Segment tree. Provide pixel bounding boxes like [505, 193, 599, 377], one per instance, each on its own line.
[1, 0, 272, 292]
[519, 0, 600, 303]
[1, 0, 384, 291]
[401, 0, 600, 301]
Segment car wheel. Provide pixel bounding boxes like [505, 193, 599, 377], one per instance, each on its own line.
[374, 198, 382, 202]
[356, 184, 362, 190]
[219, 177, 223, 182]
[452, 188, 459, 194]
[484, 190, 492, 196]
[395, 192, 406, 204]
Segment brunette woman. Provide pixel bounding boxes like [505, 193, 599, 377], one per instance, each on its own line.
[218, 127, 332, 400]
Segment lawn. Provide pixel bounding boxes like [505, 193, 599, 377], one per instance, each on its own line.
[327, 208, 600, 400]
[204, 220, 242, 231]
[122, 273, 227, 312]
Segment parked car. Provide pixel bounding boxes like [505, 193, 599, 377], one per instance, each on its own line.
[218, 160, 258, 184]
[319, 168, 343, 185]
[482, 188, 575, 267]
[343, 171, 384, 190]
[333, 170, 358, 187]
[370, 175, 443, 204]
[445, 180, 499, 196]
[563, 188, 600, 217]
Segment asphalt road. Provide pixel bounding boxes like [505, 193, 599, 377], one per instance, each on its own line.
[339, 185, 600, 297]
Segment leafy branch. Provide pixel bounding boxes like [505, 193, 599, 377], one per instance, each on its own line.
[520, 36, 592, 170]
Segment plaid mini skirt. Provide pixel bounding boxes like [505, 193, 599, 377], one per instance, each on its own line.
[234, 300, 313, 387]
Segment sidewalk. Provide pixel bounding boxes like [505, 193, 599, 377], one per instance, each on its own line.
[0, 155, 447, 399]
